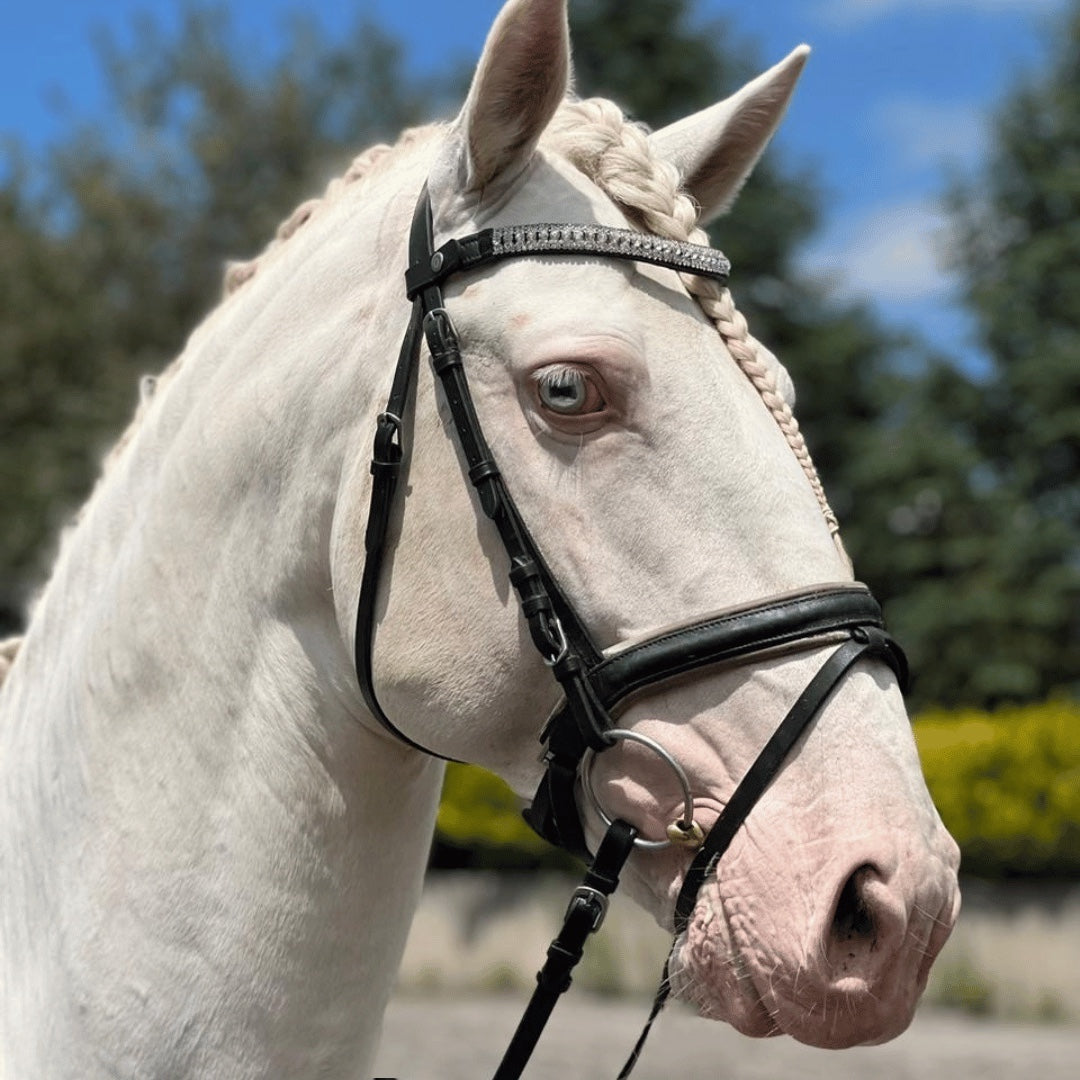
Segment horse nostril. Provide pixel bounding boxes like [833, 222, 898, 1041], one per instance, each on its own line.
[826, 862, 912, 985]
[832, 864, 878, 943]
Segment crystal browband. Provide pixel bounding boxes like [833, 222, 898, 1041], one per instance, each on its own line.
[405, 221, 731, 300]
[490, 224, 731, 279]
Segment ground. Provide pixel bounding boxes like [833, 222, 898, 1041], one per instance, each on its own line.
[373, 996, 1079, 1080]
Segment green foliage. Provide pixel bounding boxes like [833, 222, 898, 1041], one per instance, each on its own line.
[915, 700, 1080, 878]
[569, 0, 742, 126]
[943, 2, 1080, 704]
[433, 764, 575, 871]
[0, 3, 438, 619]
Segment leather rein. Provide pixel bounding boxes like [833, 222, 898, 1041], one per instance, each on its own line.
[355, 186, 908, 1078]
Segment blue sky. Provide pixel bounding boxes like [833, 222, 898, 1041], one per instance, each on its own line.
[2, 0, 1069, 373]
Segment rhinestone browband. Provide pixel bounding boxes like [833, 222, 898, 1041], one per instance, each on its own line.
[490, 224, 731, 280]
[405, 221, 730, 299]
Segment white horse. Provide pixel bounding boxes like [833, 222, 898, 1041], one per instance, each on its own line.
[0, 1, 960, 1076]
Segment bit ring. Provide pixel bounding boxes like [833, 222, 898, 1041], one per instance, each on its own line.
[581, 729, 701, 851]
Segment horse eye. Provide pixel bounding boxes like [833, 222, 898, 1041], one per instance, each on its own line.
[535, 366, 605, 416]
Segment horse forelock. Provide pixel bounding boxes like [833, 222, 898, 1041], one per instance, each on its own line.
[545, 98, 847, 560]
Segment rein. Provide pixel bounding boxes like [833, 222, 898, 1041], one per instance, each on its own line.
[355, 186, 908, 1078]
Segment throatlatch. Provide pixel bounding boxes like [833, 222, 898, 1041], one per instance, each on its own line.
[355, 185, 909, 1079]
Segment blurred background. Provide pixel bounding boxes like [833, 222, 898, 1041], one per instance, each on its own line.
[2, 0, 1078, 1063]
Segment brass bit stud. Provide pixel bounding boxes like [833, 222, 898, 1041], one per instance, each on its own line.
[666, 819, 705, 849]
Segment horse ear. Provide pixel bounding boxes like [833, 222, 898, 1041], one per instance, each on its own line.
[648, 46, 810, 223]
[452, 0, 571, 194]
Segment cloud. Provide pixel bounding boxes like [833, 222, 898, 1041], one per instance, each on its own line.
[797, 199, 989, 372]
[798, 199, 956, 304]
[874, 98, 989, 171]
[817, 0, 1062, 28]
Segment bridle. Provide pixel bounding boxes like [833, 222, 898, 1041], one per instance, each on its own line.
[355, 184, 908, 1078]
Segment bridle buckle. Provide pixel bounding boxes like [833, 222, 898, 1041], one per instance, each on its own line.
[565, 885, 609, 933]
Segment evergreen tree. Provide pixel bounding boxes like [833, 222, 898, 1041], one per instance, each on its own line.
[945, 2, 1080, 702]
[0, 5, 437, 622]
[5, 0, 1062, 711]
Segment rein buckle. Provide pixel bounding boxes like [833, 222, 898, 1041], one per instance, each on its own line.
[565, 885, 609, 934]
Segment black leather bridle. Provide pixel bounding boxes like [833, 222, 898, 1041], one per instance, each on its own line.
[355, 185, 908, 1078]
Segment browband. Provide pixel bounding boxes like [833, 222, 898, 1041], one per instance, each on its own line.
[405, 222, 730, 299]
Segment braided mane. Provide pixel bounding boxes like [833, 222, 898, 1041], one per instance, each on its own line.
[545, 99, 847, 562]
[222, 126, 435, 297]
[206, 94, 843, 562]
[86, 98, 846, 595]
[97, 128, 439, 480]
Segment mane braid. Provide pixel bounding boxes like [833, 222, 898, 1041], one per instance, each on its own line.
[545, 99, 849, 566]
[91, 127, 437, 490]
[223, 125, 434, 297]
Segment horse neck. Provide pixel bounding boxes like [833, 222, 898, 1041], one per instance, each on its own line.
[0, 161, 445, 1077]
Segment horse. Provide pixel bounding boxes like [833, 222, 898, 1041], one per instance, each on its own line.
[0, 1, 960, 1076]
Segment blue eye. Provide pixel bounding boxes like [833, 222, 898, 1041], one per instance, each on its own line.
[535, 366, 605, 415]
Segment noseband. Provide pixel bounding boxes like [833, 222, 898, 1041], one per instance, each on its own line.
[355, 186, 908, 1078]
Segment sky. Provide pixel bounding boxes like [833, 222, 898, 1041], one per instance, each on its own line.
[1, 0, 1070, 374]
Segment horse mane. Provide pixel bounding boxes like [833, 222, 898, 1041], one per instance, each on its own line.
[99, 126, 439, 484]
[0, 98, 844, 688]
[103, 98, 840, 535]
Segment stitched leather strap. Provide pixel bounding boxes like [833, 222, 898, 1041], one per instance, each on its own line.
[492, 819, 638, 1080]
[524, 585, 906, 855]
[354, 298, 453, 756]
[591, 584, 902, 708]
[405, 223, 730, 299]
[673, 626, 904, 933]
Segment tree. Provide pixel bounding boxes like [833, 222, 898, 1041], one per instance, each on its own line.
[4, 0, 1063, 712]
[944, 2, 1080, 703]
[0, 4, 440, 623]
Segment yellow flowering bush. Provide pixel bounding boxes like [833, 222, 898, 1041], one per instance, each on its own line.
[914, 700, 1080, 877]
[435, 700, 1080, 877]
[434, 763, 575, 870]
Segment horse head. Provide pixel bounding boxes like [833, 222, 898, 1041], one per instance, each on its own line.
[0, 0, 959, 1074]
[347, 0, 960, 1051]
